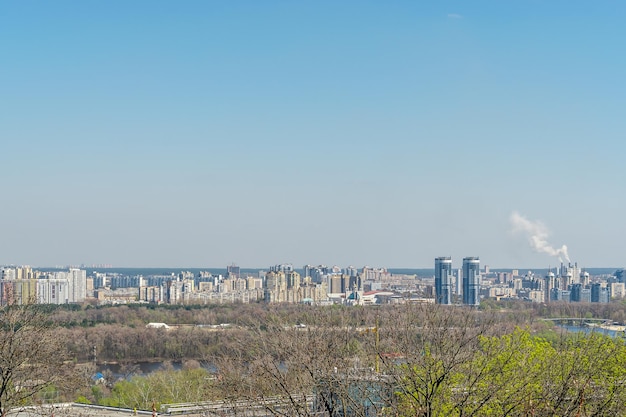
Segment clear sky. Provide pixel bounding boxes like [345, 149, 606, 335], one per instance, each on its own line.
[1, 1, 625, 269]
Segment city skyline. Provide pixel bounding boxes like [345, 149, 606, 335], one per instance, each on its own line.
[2, 2, 625, 268]
[0, 261, 620, 273]
[2, 262, 622, 308]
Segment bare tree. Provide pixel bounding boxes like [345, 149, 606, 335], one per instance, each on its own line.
[209, 306, 388, 416]
[378, 304, 498, 417]
[0, 303, 79, 416]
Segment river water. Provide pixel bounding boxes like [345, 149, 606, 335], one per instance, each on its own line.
[557, 324, 625, 338]
[97, 361, 185, 378]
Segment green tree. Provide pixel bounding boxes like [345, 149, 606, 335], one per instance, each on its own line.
[395, 327, 626, 417]
[535, 332, 626, 416]
[454, 328, 555, 416]
[99, 367, 214, 410]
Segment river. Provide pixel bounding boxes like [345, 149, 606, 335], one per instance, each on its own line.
[557, 324, 625, 338]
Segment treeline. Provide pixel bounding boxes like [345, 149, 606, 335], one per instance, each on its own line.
[45, 299, 626, 329]
[54, 304, 390, 362]
[47, 300, 626, 362]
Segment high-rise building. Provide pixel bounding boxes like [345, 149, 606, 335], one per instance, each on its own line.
[570, 283, 583, 302]
[580, 271, 590, 286]
[270, 264, 293, 273]
[544, 271, 557, 303]
[434, 257, 453, 305]
[227, 263, 240, 278]
[610, 282, 625, 299]
[303, 265, 313, 278]
[37, 279, 70, 305]
[285, 270, 301, 289]
[591, 283, 610, 303]
[68, 268, 87, 303]
[345, 266, 359, 278]
[265, 271, 287, 292]
[559, 263, 580, 288]
[462, 257, 481, 306]
[328, 275, 345, 295]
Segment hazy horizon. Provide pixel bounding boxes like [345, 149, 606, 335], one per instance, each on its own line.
[9, 265, 624, 274]
[2, 2, 625, 268]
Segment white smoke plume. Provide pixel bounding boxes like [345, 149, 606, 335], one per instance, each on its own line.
[510, 211, 570, 263]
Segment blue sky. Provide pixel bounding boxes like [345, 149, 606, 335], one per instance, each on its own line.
[1, 1, 625, 268]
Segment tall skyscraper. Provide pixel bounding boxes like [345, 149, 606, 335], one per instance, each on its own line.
[462, 257, 481, 306]
[434, 257, 453, 305]
[303, 265, 313, 278]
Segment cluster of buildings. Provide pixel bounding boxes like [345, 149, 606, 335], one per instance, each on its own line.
[435, 257, 624, 305]
[519, 263, 616, 304]
[2, 261, 624, 307]
[0, 266, 87, 305]
[133, 264, 397, 306]
[135, 272, 265, 305]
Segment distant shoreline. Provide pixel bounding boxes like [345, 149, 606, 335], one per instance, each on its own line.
[27, 266, 622, 277]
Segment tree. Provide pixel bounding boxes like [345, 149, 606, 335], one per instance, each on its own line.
[534, 331, 626, 417]
[0, 303, 78, 416]
[452, 328, 555, 416]
[209, 306, 386, 416]
[393, 324, 626, 417]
